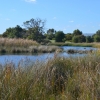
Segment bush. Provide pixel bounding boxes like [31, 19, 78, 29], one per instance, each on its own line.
[55, 31, 65, 42]
[94, 35, 100, 42]
[72, 35, 86, 43]
[86, 36, 93, 43]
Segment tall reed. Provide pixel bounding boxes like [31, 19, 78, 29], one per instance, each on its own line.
[0, 52, 100, 100]
[0, 38, 38, 48]
[0, 38, 62, 54]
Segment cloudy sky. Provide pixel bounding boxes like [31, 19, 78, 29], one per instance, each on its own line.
[0, 0, 100, 34]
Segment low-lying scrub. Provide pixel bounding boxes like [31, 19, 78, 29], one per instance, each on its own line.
[67, 49, 93, 54]
[0, 45, 62, 54]
[0, 52, 100, 100]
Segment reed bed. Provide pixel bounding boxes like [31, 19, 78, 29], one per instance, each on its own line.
[0, 38, 38, 47]
[0, 38, 62, 53]
[93, 43, 100, 48]
[0, 52, 100, 100]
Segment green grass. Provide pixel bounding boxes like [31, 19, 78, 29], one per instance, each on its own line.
[0, 52, 100, 100]
[50, 42, 94, 47]
[50, 40, 55, 43]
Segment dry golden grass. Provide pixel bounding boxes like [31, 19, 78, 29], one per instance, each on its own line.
[0, 38, 62, 53]
[0, 38, 38, 47]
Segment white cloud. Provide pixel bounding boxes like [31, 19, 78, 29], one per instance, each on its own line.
[69, 20, 74, 23]
[25, 0, 36, 2]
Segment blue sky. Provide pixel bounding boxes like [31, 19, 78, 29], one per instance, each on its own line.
[0, 0, 100, 34]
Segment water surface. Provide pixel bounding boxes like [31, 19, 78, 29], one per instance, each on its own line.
[0, 46, 96, 66]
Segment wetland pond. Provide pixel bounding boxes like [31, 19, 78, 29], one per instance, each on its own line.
[0, 46, 97, 67]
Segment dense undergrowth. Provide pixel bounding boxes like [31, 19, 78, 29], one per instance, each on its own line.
[0, 52, 100, 100]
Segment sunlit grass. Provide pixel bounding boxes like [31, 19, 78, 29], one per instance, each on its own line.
[0, 38, 62, 53]
[0, 38, 38, 47]
[0, 52, 100, 100]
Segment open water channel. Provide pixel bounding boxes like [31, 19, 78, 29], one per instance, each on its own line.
[0, 46, 96, 66]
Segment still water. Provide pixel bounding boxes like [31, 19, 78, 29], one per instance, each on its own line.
[0, 46, 96, 66]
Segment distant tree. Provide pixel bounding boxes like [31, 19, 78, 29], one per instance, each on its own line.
[73, 29, 82, 36]
[23, 18, 45, 42]
[65, 33, 73, 41]
[86, 36, 93, 43]
[96, 30, 100, 35]
[2, 27, 12, 37]
[55, 31, 65, 42]
[94, 35, 100, 42]
[46, 28, 56, 40]
[72, 35, 86, 43]
[2, 25, 23, 38]
[47, 28, 56, 34]
[72, 36, 78, 43]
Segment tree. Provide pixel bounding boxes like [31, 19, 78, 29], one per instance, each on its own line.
[55, 31, 65, 42]
[65, 33, 73, 41]
[73, 29, 82, 36]
[2, 27, 12, 37]
[2, 25, 24, 38]
[94, 35, 100, 42]
[86, 36, 93, 43]
[23, 18, 45, 42]
[96, 30, 100, 35]
[72, 36, 78, 43]
[46, 28, 56, 40]
[72, 35, 86, 43]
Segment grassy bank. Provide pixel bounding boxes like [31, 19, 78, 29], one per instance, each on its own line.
[0, 52, 100, 100]
[50, 42, 94, 47]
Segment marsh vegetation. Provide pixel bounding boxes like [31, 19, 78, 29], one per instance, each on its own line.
[0, 52, 100, 100]
[0, 38, 62, 54]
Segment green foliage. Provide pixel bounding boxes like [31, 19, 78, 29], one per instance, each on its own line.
[72, 35, 86, 43]
[2, 25, 24, 38]
[72, 36, 78, 43]
[65, 33, 73, 41]
[86, 36, 93, 43]
[55, 31, 65, 42]
[73, 29, 82, 36]
[23, 18, 45, 43]
[96, 30, 100, 35]
[47, 28, 56, 34]
[45, 28, 56, 40]
[94, 35, 100, 42]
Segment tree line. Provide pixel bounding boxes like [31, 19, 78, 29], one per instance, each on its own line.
[1, 18, 100, 43]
